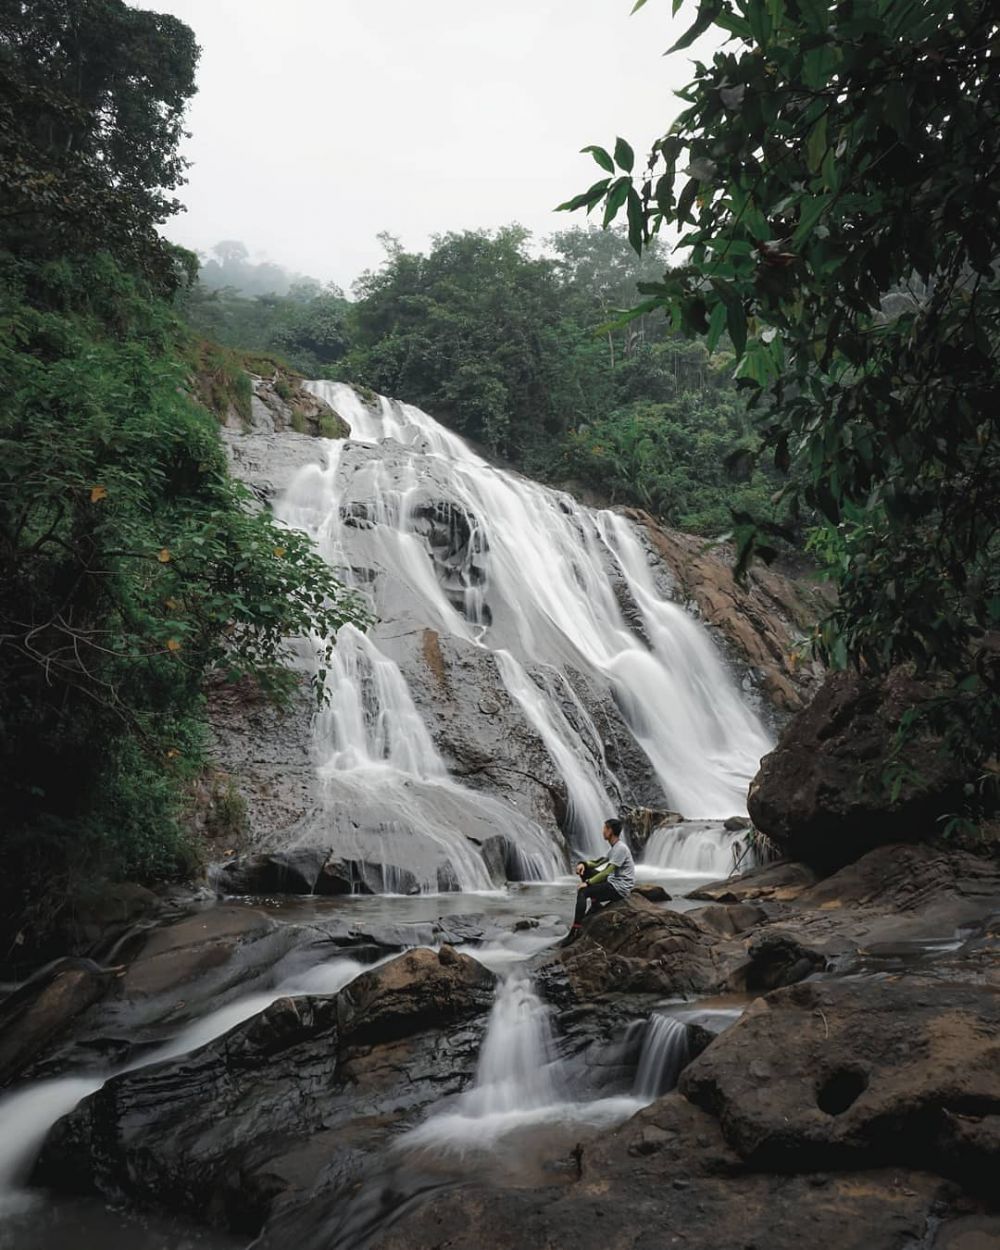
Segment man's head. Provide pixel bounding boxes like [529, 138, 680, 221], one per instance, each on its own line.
[602, 818, 622, 844]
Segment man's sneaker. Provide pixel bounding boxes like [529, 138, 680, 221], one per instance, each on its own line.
[558, 926, 582, 948]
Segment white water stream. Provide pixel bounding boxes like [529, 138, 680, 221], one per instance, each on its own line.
[403, 971, 652, 1154]
[277, 382, 771, 887]
[633, 1013, 690, 1099]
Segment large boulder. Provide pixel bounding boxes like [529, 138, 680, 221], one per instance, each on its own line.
[748, 669, 968, 869]
[35, 948, 496, 1234]
[0, 960, 114, 1086]
[548, 895, 719, 997]
[679, 976, 1000, 1193]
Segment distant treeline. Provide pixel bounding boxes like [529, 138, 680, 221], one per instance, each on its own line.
[181, 227, 785, 537]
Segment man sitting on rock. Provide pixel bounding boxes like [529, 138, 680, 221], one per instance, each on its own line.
[561, 818, 635, 946]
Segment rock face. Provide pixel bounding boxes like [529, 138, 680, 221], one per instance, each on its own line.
[631, 513, 829, 716]
[748, 669, 969, 869]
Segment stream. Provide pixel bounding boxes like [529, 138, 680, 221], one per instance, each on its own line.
[0, 866, 749, 1249]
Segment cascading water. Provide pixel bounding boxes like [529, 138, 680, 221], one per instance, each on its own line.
[632, 1013, 690, 1099]
[402, 970, 642, 1152]
[274, 381, 771, 888]
[641, 819, 747, 878]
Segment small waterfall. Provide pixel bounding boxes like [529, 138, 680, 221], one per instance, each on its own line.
[0, 1077, 103, 1214]
[633, 1014, 690, 1099]
[402, 971, 649, 1153]
[465, 972, 562, 1114]
[270, 380, 772, 891]
[403, 972, 562, 1149]
[642, 820, 742, 877]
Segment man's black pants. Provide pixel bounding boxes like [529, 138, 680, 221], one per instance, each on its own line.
[574, 880, 618, 924]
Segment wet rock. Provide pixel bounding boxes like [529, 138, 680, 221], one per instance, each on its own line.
[725, 929, 825, 992]
[551, 896, 718, 997]
[214, 848, 327, 895]
[724, 815, 752, 831]
[35, 948, 496, 1234]
[201, 673, 318, 852]
[119, 905, 277, 998]
[690, 901, 768, 936]
[688, 858, 817, 903]
[679, 976, 1000, 1193]
[621, 806, 683, 857]
[0, 960, 115, 1086]
[367, 1094, 955, 1250]
[798, 842, 1000, 916]
[317, 856, 420, 896]
[633, 884, 671, 903]
[337, 947, 496, 1046]
[748, 669, 970, 870]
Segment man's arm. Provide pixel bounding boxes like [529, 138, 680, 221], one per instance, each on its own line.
[587, 859, 615, 885]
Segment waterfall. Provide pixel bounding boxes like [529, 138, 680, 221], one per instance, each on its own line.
[641, 819, 745, 877]
[402, 971, 642, 1152]
[464, 971, 562, 1115]
[271, 381, 771, 888]
[632, 1014, 690, 1099]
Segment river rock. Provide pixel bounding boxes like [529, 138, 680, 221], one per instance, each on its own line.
[687, 857, 817, 902]
[551, 896, 718, 997]
[337, 946, 496, 1045]
[748, 668, 969, 869]
[366, 1093, 961, 1250]
[724, 928, 826, 991]
[35, 948, 496, 1234]
[679, 975, 1000, 1193]
[690, 901, 768, 936]
[633, 883, 671, 903]
[118, 904, 278, 999]
[0, 960, 114, 1086]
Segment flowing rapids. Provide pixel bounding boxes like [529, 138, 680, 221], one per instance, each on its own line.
[275, 382, 771, 889]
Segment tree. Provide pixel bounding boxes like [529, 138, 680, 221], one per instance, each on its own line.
[568, 0, 1000, 779]
[0, 0, 198, 288]
[345, 227, 567, 453]
[0, 2, 367, 947]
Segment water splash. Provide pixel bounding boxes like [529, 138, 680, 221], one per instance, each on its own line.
[402, 972, 644, 1153]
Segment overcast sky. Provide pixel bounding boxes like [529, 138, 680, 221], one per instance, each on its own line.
[152, 0, 715, 291]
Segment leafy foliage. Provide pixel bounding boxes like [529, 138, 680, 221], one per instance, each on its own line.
[314, 225, 780, 533]
[0, 0, 197, 291]
[0, 1, 366, 951]
[568, 0, 1000, 782]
